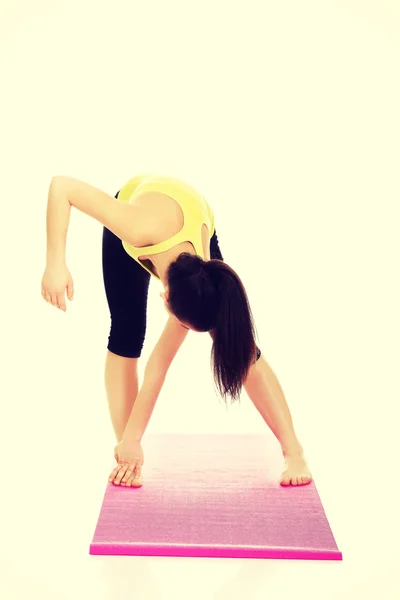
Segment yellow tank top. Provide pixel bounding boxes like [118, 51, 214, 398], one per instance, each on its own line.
[117, 173, 215, 280]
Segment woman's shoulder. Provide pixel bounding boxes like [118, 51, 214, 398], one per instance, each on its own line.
[129, 192, 182, 247]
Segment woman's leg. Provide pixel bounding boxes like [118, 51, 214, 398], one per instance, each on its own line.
[211, 230, 310, 485]
[102, 191, 151, 442]
[243, 357, 312, 485]
[104, 352, 139, 443]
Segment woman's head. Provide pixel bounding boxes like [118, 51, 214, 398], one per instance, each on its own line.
[164, 252, 258, 402]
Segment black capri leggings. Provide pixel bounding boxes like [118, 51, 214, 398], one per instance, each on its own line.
[102, 190, 261, 361]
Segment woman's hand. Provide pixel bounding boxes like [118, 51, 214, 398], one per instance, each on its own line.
[41, 263, 74, 312]
[109, 438, 144, 487]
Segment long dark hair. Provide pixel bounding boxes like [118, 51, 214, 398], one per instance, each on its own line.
[166, 253, 258, 402]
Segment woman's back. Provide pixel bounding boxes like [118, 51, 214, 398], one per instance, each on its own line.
[117, 174, 215, 280]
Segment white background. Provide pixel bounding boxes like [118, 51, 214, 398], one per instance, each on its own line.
[0, 0, 399, 598]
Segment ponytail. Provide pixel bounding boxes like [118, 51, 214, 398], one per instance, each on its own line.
[166, 253, 258, 403]
[207, 261, 258, 403]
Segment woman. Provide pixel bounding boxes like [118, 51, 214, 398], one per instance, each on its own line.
[41, 173, 312, 489]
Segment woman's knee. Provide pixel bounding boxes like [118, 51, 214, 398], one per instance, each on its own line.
[107, 339, 144, 359]
[107, 319, 147, 359]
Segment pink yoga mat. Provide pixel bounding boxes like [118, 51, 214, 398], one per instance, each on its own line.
[90, 434, 342, 560]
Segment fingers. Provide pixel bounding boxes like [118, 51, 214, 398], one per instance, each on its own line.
[41, 288, 67, 311]
[125, 463, 142, 487]
[50, 292, 58, 308]
[108, 463, 130, 485]
[109, 462, 142, 486]
[121, 464, 136, 485]
[67, 281, 74, 301]
[114, 465, 129, 485]
[57, 292, 66, 312]
[109, 464, 123, 483]
[125, 473, 142, 487]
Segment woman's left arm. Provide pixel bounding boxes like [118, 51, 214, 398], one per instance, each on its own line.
[122, 316, 190, 441]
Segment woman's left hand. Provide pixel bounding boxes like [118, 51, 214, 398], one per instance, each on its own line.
[109, 438, 144, 487]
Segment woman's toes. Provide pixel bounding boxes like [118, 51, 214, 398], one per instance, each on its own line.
[280, 468, 312, 486]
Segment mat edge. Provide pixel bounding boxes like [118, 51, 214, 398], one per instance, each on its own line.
[89, 543, 343, 561]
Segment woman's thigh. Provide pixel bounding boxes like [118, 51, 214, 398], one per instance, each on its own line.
[101, 191, 151, 358]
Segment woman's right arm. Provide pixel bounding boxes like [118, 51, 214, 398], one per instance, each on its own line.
[45, 175, 144, 265]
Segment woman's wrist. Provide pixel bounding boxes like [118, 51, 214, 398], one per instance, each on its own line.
[122, 415, 143, 441]
[46, 252, 66, 268]
[122, 429, 142, 443]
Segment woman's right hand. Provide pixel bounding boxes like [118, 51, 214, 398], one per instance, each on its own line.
[41, 263, 74, 312]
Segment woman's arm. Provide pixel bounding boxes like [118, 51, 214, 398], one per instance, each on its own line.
[46, 176, 143, 265]
[123, 316, 190, 441]
[46, 177, 71, 265]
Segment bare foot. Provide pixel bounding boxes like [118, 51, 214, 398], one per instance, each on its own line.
[280, 452, 312, 486]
